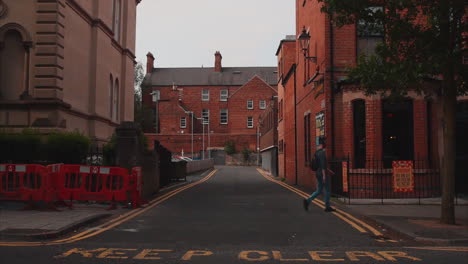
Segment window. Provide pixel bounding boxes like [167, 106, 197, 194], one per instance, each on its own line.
[113, 79, 119, 122]
[112, 0, 121, 41]
[202, 89, 209, 101]
[279, 140, 284, 153]
[202, 109, 209, 124]
[259, 100, 266, 109]
[279, 100, 283, 120]
[0, 30, 26, 100]
[220, 109, 228, 124]
[109, 75, 113, 118]
[353, 100, 366, 168]
[357, 6, 384, 57]
[220, 89, 228, 101]
[152, 90, 160, 102]
[304, 113, 311, 164]
[180, 117, 187, 128]
[247, 100, 254, 109]
[247, 117, 254, 128]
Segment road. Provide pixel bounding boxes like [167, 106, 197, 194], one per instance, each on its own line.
[0, 166, 466, 263]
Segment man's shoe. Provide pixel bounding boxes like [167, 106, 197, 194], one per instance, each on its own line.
[303, 199, 309, 211]
[324, 207, 336, 212]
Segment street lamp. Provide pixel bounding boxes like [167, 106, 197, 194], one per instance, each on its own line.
[298, 26, 317, 63]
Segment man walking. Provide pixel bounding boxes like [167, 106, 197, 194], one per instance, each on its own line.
[303, 136, 336, 212]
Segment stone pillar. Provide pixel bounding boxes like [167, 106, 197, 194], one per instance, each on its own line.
[115, 121, 142, 170]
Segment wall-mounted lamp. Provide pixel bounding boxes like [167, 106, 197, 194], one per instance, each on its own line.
[298, 26, 317, 63]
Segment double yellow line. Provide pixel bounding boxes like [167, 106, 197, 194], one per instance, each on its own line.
[0, 169, 218, 247]
[257, 169, 383, 237]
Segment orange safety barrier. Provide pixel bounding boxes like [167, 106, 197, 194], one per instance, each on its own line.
[0, 164, 54, 205]
[51, 165, 131, 209]
[1, 164, 145, 210]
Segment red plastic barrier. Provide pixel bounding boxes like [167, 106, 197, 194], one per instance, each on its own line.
[0, 164, 23, 200]
[1, 164, 146, 210]
[53, 165, 131, 208]
[0, 164, 53, 203]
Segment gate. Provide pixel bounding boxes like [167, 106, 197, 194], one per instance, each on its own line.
[211, 149, 226, 165]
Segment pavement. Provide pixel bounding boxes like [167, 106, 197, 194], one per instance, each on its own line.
[340, 204, 468, 245]
[277, 176, 468, 245]
[0, 166, 466, 264]
[0, 169, 210, 241]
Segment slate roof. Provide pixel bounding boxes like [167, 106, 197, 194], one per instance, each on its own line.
[142, 67, 278, 87]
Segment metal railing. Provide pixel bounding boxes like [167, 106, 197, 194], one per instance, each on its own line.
[327, 157, 465, 205]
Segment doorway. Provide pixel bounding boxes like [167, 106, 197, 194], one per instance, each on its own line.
[382, 100, 414, 167]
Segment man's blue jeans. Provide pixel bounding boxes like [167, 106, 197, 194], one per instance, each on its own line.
[306, 174, 331, 208]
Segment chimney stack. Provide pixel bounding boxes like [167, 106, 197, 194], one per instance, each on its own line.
[214, 51, 222, 72]
[146, 52, 155, 74]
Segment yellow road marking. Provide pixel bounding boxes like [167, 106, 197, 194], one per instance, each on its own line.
[406, 247, 468, 252]
[0, 169, 218, 247]
[257, 168, 385, 236]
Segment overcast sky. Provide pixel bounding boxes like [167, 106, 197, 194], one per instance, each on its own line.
[135, 0, 296, 68]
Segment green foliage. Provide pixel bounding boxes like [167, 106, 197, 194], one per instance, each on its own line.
[0, 130, 90, 164]
[242, 147, 251, 162]
[224, 140, 236, 155]
[0, 129, 43, 163]
[318, 0, 467, 96]
[46, 131, 91, 164]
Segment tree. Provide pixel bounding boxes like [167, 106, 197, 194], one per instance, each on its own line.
[134, 62, 154, 132]
[317, 0, 467, 224]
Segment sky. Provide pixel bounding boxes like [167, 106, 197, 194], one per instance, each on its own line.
[135, 0, 296, 68]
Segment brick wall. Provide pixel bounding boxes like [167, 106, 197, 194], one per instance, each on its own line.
[143, 76, 277, 153]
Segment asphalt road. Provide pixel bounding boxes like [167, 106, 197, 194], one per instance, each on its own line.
[0, 166, 466, 264]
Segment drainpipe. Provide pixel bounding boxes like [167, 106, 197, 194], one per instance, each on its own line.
[293, 64, 298, 185]
[329, 17, 336, 159]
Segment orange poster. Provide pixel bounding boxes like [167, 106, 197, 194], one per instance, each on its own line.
[392, 161, 414, 192]
[342, 161, 348, 192]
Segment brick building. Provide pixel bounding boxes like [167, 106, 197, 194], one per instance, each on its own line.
[259, 97, 278, 176]
[276, 35, 297, 183]
[0, 0, 140, 142]
[277, 0, 468, 194]
[142, 51, 278, 162]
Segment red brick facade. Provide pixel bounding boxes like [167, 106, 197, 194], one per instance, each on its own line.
[277, 0, 467, 192]
[276, 37, 297, 183]
[142, 52, 277, 157]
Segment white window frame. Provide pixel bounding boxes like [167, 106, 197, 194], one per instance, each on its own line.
[259, 100, 266, 109]
[151, 90, 160, 102]
[220, 109, 228, 124]
[202, 109, 209, 124]
[180, 117, 187, 128]
[202, 89, 209, 101]
[247, 100, 254, 109]
[247, 117, 254, 128]
[220, 89, 228, 101]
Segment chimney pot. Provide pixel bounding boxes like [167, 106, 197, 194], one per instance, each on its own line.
[214, 51, 222, 72]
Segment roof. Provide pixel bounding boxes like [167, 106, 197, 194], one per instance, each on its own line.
[276, 35, 296, 55]
[142, 67, 278, 87]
